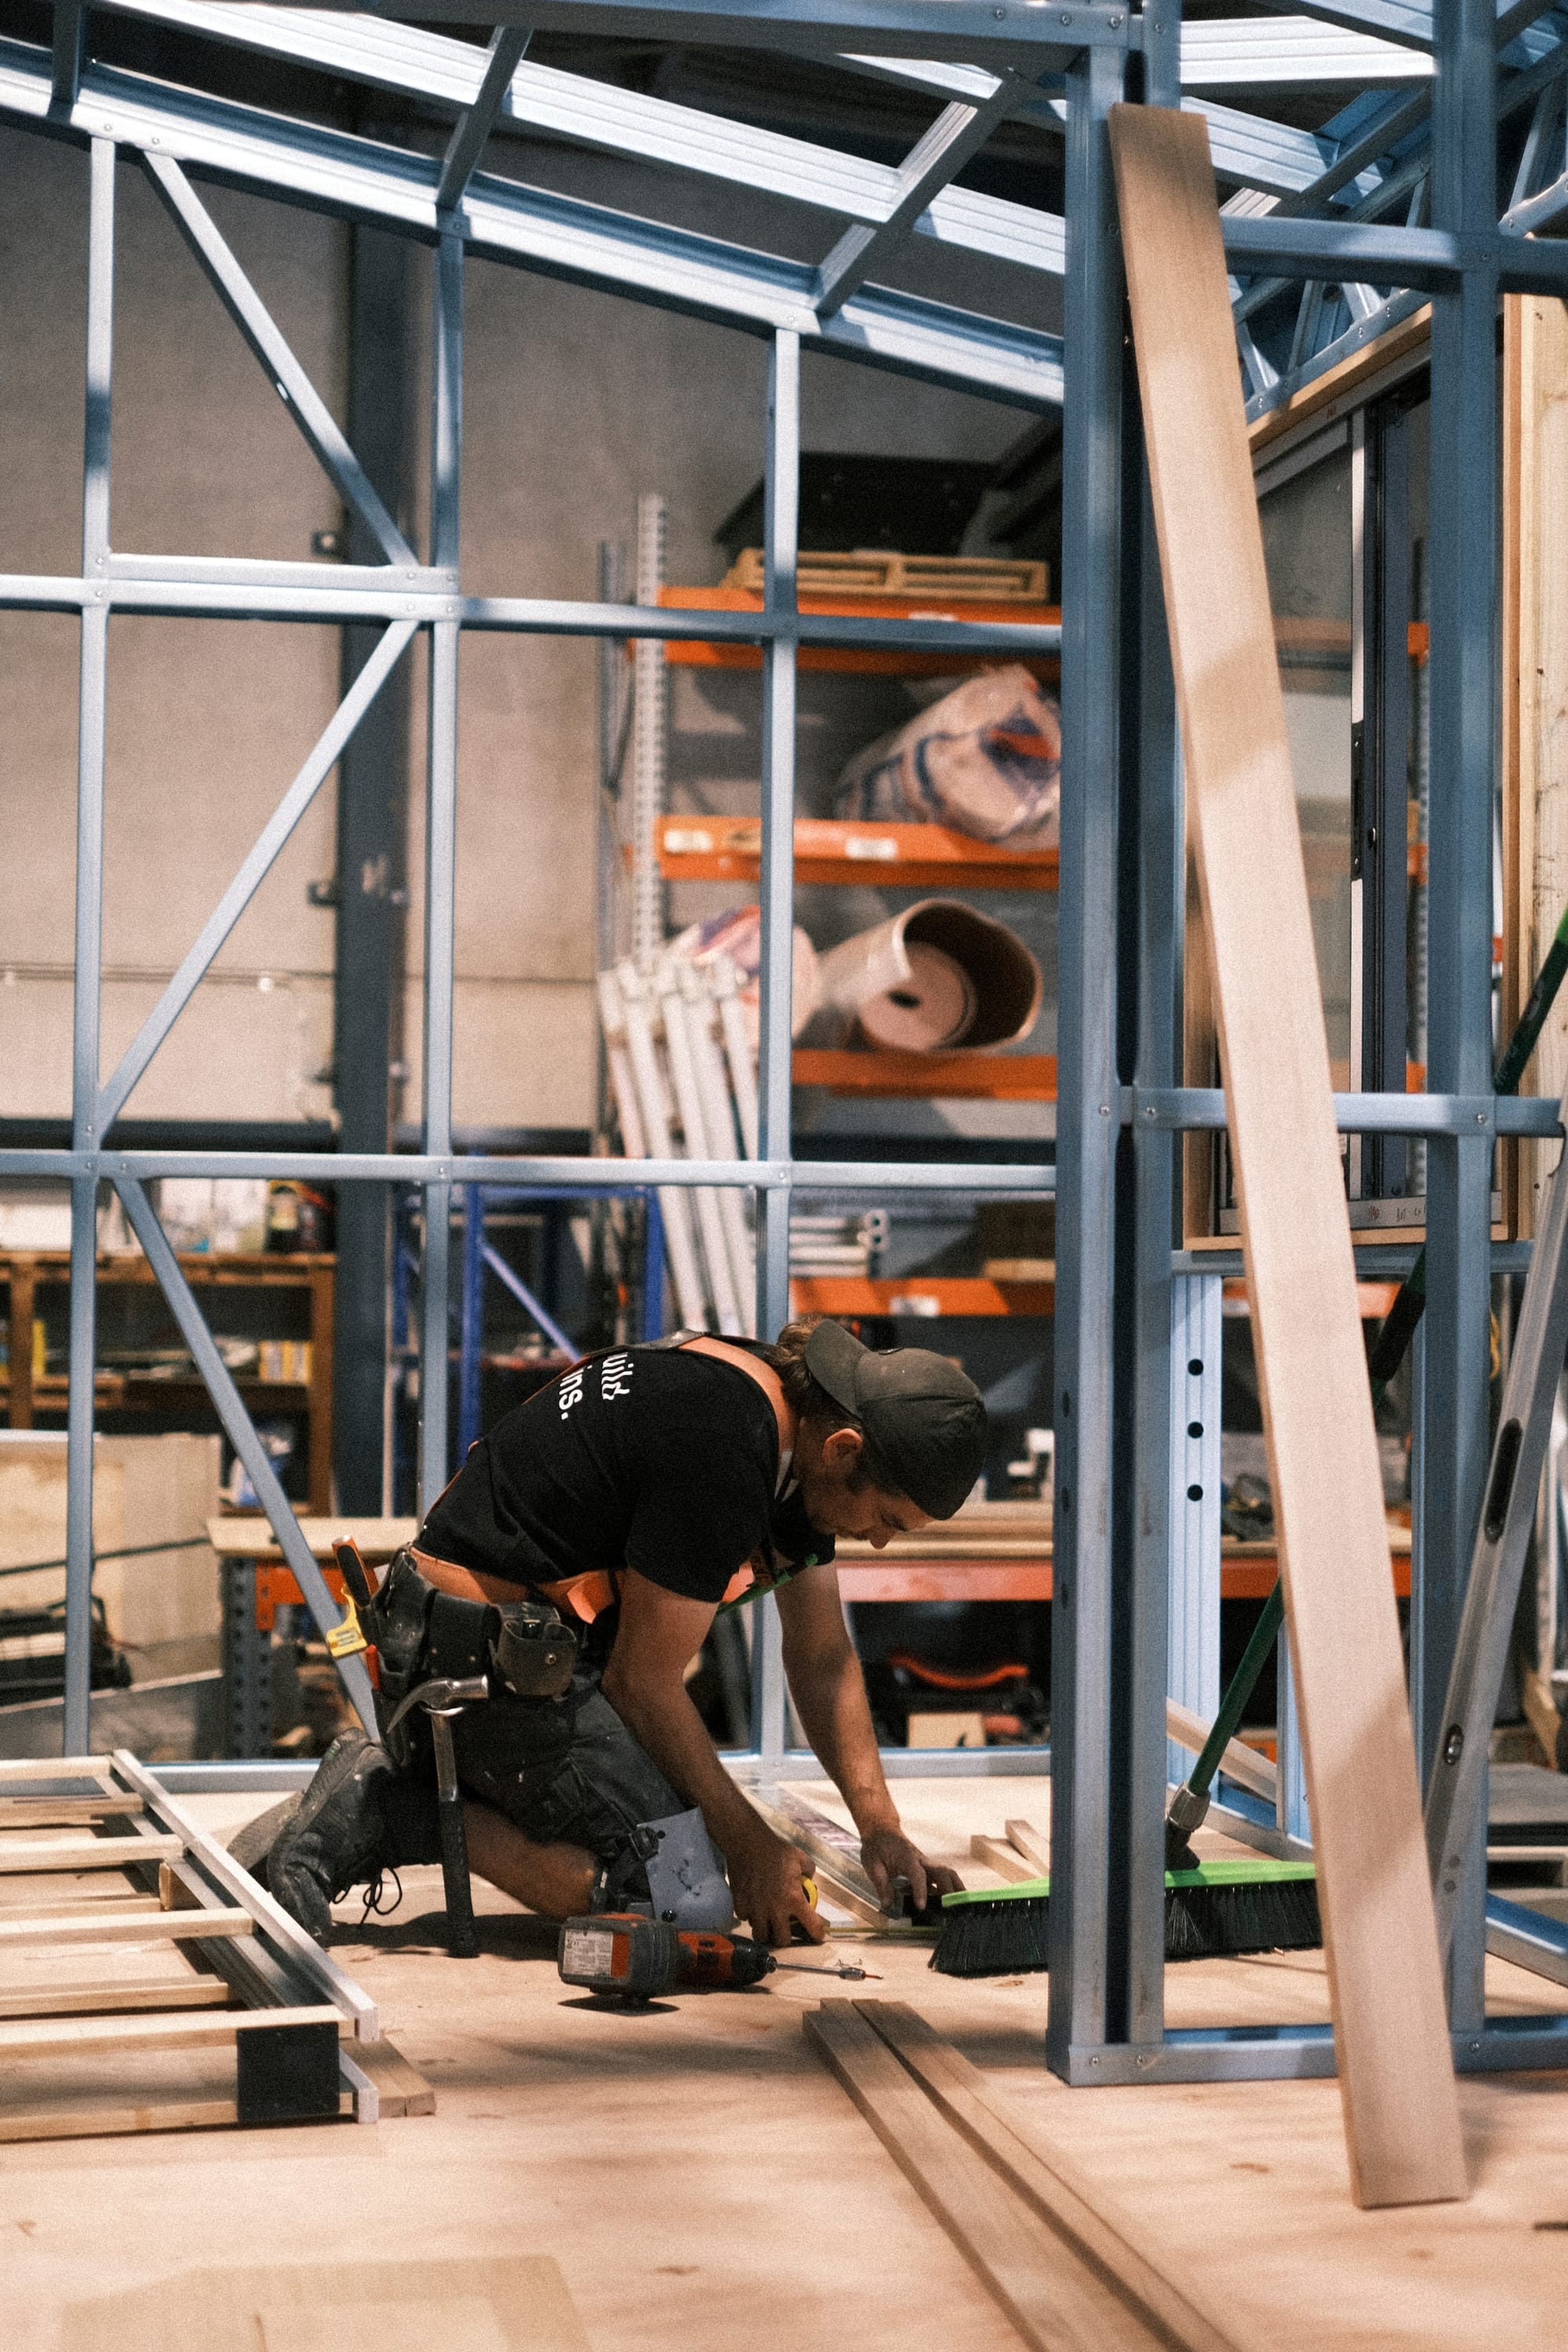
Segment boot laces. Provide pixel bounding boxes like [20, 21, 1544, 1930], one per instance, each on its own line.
[350, 1864, 404, 1924]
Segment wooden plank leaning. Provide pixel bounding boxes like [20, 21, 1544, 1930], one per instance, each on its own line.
[1107, 102, 1465, 2209]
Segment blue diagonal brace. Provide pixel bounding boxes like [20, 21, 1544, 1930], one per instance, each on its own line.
[113, 1175, 379, 1738]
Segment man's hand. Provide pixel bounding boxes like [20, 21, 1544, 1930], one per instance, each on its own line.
[860, 1825, 964, 1917]
[727, 1828, 826, 1949]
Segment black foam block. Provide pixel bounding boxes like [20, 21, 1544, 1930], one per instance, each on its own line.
[235, 2018, 341, 2126]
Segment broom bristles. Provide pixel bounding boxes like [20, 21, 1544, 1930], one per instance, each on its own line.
[929, 1864, 1321, 1978]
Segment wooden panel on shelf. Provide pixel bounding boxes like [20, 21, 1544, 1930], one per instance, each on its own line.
[1112, 102, 1463, 2207]
[721, 549, 1051, 601]
[793, 1048, 1056, 1100]
[655, 586, 1061, 679]
[3, 1250, 336, 1513]
[790, 1274, 1054, 1319]
[654, 815, 1058, 892]
[208, 1515, 418, 1560]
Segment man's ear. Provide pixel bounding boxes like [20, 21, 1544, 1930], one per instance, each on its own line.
[818, 1427, 865, 1475]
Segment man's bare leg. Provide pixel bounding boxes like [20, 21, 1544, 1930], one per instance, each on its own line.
[463, 1801, 597, 1918]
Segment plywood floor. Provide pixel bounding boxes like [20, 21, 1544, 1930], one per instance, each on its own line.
[2, 1778, 1566, 2352]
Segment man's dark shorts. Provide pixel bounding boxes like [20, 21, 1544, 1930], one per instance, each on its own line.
[448, 1669, 685, 1859]
[374, 1549, 684, 1860]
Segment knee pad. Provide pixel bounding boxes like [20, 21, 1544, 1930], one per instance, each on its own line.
[641, 1808, 735, 1933]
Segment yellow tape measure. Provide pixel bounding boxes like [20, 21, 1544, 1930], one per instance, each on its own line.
[324, 1590, 369, 1661]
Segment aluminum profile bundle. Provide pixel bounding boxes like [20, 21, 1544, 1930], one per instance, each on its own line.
[597, 953, 758, 1335]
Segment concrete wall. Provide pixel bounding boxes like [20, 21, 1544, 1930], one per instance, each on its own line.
[0, 134, 344, 1125]
[0, 122, 1044, 1136]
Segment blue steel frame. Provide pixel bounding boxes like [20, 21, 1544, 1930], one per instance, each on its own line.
[3, 0, 1568, 2088]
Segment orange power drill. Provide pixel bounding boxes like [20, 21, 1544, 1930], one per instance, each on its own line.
[557, 1914, 874, 1999]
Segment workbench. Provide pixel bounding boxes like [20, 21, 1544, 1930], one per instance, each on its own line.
[207, 1517, 416, 1756]
[208, 1509, 1412, 1756]
[833, 1524, 1413, 1602]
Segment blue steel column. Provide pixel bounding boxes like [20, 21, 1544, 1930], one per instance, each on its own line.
[64, 138, 115, 1757]
[1126, 453, 1180, 2049]
[459, 1181, 483, 1460]
[1047, 42, 1125, 2079]
[419, 227, 463, 1509]
[1418, 0, 1497, 2031]
[751, 326, 800, 1770]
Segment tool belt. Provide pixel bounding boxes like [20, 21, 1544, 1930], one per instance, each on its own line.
[372, 1548, 579, 1765]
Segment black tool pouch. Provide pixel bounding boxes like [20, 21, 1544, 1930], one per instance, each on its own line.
[491, 1601, 577, 1700]
[425, 1587, 499, 1679]
[372, 1550, 436, 1712]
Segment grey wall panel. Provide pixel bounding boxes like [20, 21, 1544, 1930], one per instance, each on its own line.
[0, 136, 89, 577]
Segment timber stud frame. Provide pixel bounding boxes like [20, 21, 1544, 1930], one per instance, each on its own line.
[2, 0, 1568, 2094]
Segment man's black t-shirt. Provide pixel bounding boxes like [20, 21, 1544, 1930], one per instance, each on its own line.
[418, 1342, 834, 1608]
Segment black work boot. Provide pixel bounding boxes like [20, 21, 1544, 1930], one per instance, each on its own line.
[589, 1822, 662, 1915]
[267, 1732, 437, 1947]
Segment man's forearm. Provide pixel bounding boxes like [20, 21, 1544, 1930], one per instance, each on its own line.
[786, 1644, 898, 1836]
[601, 1666, 769, 1861]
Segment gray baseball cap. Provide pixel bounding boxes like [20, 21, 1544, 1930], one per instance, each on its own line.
[804, 1319, 988, 1519]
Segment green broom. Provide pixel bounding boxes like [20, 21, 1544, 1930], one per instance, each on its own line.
[930, 1859, 1320, 1978]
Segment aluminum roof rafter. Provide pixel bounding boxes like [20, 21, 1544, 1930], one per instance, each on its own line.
[69, 0, 1566, 424]
[98, 4, 1073, 283]
[0, 38, 1064, 405]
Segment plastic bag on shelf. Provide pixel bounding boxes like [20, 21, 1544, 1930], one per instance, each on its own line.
[835, 663, 1061, 848]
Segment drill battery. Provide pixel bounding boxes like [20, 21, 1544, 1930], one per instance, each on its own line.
[557, 1912, 773, 1999]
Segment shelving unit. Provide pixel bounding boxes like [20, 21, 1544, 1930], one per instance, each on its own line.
[657, 585, 1061, 679]
[792, 1047, 1056, 1100]
[2, 1252, 335, 1515]
[655, 815, 1057, 893]
[791, 1272, 1054, 1319]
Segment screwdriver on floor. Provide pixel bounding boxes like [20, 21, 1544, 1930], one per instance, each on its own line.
[557, 1914, 880, 2000]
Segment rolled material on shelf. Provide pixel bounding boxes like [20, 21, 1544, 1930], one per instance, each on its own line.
[837, 665, 1062, 848]
[815, 899, 1042, 1053]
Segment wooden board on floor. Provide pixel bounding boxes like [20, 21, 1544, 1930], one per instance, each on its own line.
[0, 1977, 233, 2021]
[60, 2257, 590, 2352]
[971, 1835, 1040, 1885]
[350, 2034, 436, 2117]
[0, 2001, 343, 2062]
[0, 1904, 252, 1948]
[0, 1834, 180, 1874]
[1109, 101, 1464, 2211]
[859, 2003, 1241, 2352]
[0, 1795, 144, 1828]
[806, 2001, 1195, 2352]
[1002, 1820, 1051, 1876]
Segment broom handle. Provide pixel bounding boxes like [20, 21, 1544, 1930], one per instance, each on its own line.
[1185, 1581, 1284, 1804]
[1181, 902, 1568, 1811]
